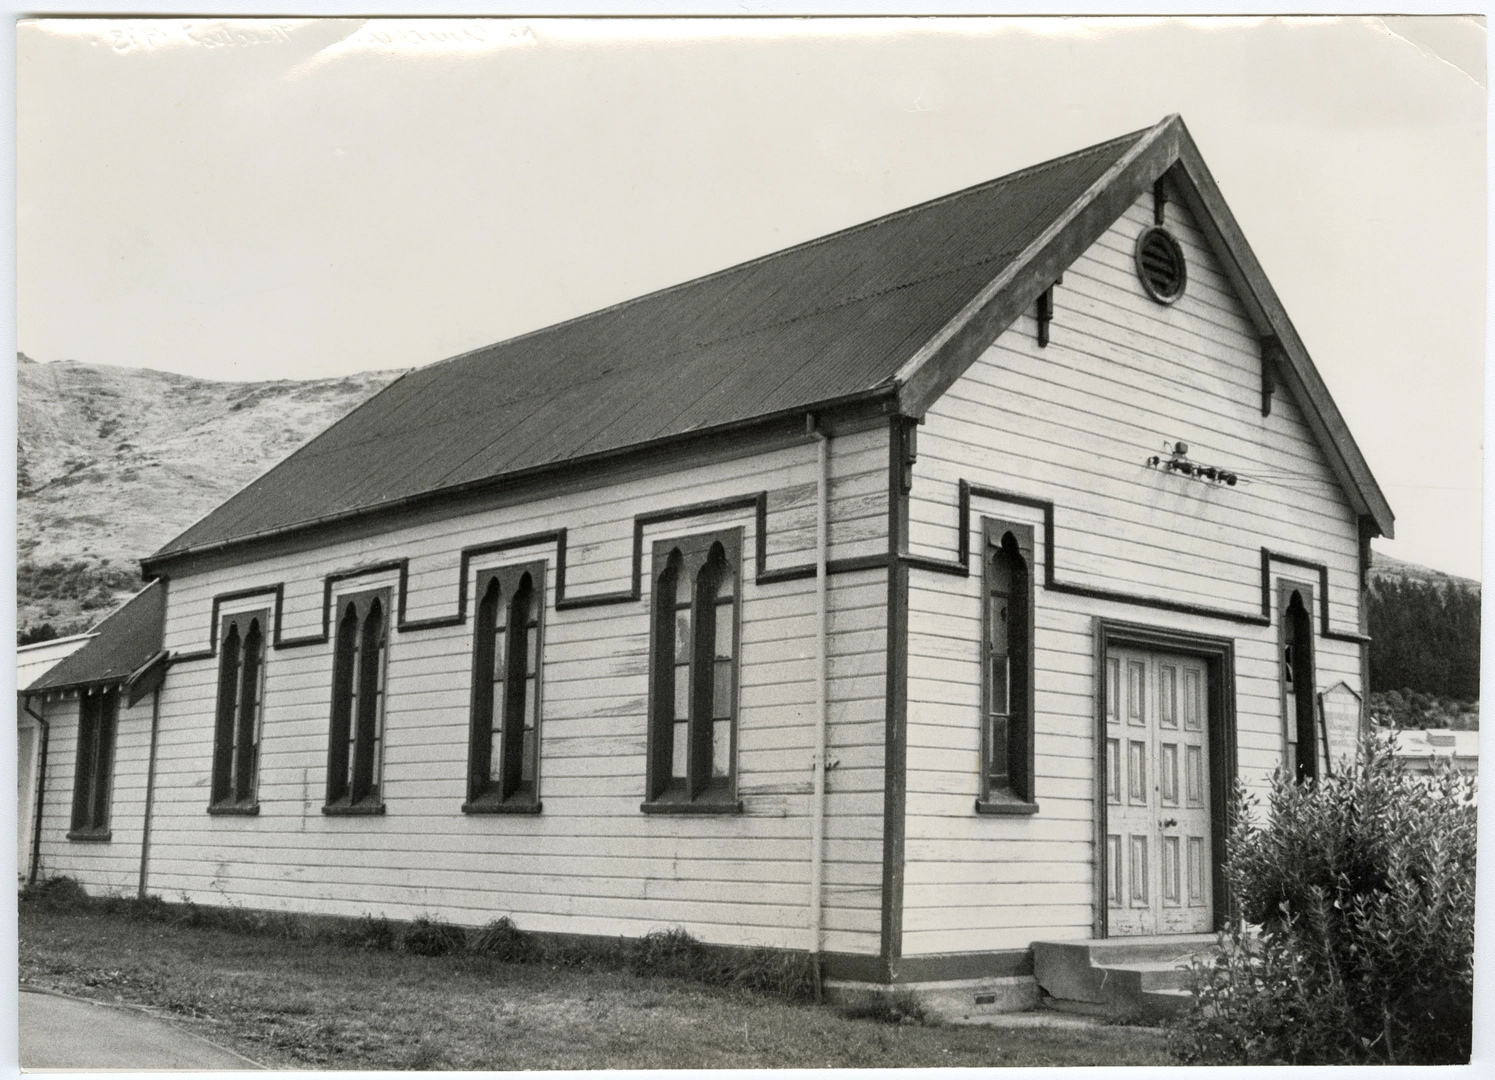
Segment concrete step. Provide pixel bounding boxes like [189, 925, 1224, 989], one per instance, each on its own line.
[1032, 935, 1218, 1021]
[1101, 958, 1200, 992]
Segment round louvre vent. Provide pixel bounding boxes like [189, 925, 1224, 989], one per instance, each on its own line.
[1135, 226, 1186, 304]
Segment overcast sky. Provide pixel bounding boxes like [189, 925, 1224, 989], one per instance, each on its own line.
[15, 15, 1486, 579]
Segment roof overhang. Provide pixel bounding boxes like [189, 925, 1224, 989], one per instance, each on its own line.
[125, 650, 169, 707]
[892, 114, 1394, 539]
[143, 385, 900, 578]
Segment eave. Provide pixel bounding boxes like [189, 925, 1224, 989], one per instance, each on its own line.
[142, 384, 900, 578]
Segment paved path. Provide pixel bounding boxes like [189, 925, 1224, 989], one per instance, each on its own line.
[20, 988, 262, 1071]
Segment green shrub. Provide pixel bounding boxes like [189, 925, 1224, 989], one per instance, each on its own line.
[1171, 741, 1475, 1065]
[126, 893, 170, 922]
[20, 875, 91, 913]
[468, 916, 537, 962]
[718, 945, 817, 1002]
[401, 916, 466, 957]
[631, 926, 707, 979]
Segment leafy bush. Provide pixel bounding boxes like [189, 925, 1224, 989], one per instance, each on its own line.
[1171, 741, 1475, 1065]
[720, 945, 817, 1001]
[20, 875, 90, 913]
[401, 916, 466, 957]
[468, 916, 538, 962]
[631, 926, 706, 979]
[17, 623, 59, 646]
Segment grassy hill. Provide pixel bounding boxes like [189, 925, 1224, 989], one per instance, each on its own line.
[1369, 549, 1479, 594]
[17, 354, 405, 638]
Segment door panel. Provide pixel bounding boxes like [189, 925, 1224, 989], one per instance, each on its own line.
[1106, 648, 1212, 935]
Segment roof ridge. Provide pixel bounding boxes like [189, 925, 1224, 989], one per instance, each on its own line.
[425, 125, 1154, 372]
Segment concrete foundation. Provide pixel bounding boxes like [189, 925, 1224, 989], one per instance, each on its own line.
[824, 974, 1041, 1022]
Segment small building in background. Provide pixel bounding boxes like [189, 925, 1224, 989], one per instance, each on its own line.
[20, 584, 166, 888]
[18, 633, 94, 884]
[1377, 727, 1479, 776]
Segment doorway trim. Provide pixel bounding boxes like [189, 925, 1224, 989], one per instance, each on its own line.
[1092, 618, 1237, 938]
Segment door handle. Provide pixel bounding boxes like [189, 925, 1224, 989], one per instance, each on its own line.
[1160, 817, 1178, 829]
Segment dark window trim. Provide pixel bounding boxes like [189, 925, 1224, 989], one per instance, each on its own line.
[1091, 618, 1237, 939]
[66, 829, 113, 842]
[976, 517, 1037, 814]
[640, 797, 744, 815]
[166, 486, 892, 669]
[465, 560, 546, 813]
[209, 608, 269, 814]
[69, 687, 119, 838]
[898, 480, 1367, 644]
[1279, 579, 1319, 784]
[325, 587, 390, 814]
[645, 528, 743, 811]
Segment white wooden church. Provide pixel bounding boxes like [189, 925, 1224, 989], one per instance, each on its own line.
[24, 115, 1391, 1015]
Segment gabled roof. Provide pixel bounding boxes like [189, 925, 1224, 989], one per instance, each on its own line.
[26, 581, 165, 696]
[147, 114, 1390, 569]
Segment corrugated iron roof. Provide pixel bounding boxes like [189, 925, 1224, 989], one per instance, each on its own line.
[26, 581, 165, 692]
[152, 127, 1150, 560]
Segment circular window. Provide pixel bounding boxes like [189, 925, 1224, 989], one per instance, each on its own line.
[1135, 226, 1187, 304]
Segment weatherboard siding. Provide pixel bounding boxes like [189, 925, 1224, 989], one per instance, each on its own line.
[32, 690, 154, 894]
[148, 428, 889, 955]
[899, 191, 1362, 954]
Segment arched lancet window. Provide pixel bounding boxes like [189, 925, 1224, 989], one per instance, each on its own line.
[211, 610, 268, 812]
[699, 543, 736, 795]
[648, 531, 741, 807]
[69, 686, 119, 836]
[351, 600, 387, 803]
[466, 562, 546, 812]
[211, 624, 242, 803]
[326, 590, 389, 812]
[1283, 587, 1317, 783]
[981, 520, 1036, 811]
[651, 549, 686, 799]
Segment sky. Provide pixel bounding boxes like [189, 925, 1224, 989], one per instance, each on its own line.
[14, 15, 1488, 580]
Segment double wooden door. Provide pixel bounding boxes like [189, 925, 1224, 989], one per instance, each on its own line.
[1105, 648, 1212, 935]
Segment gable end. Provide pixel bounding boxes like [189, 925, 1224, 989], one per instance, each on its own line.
[894, 114, 1392, 540]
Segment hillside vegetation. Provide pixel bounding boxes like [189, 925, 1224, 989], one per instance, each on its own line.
[17, 354, 404, 637]
[1366, 551, 1480, 728]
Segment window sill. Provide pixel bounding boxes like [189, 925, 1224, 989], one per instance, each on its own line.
[208, 802, 260, 816]
[640, 798, 744, 816]
[67, 828, 112, 842]
[322, 801, 386, 816]
[463, 799, 543, 815]
[975, 797, 1040, 816]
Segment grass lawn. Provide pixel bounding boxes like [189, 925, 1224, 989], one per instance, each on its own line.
[19, 905, 1174, 1069]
